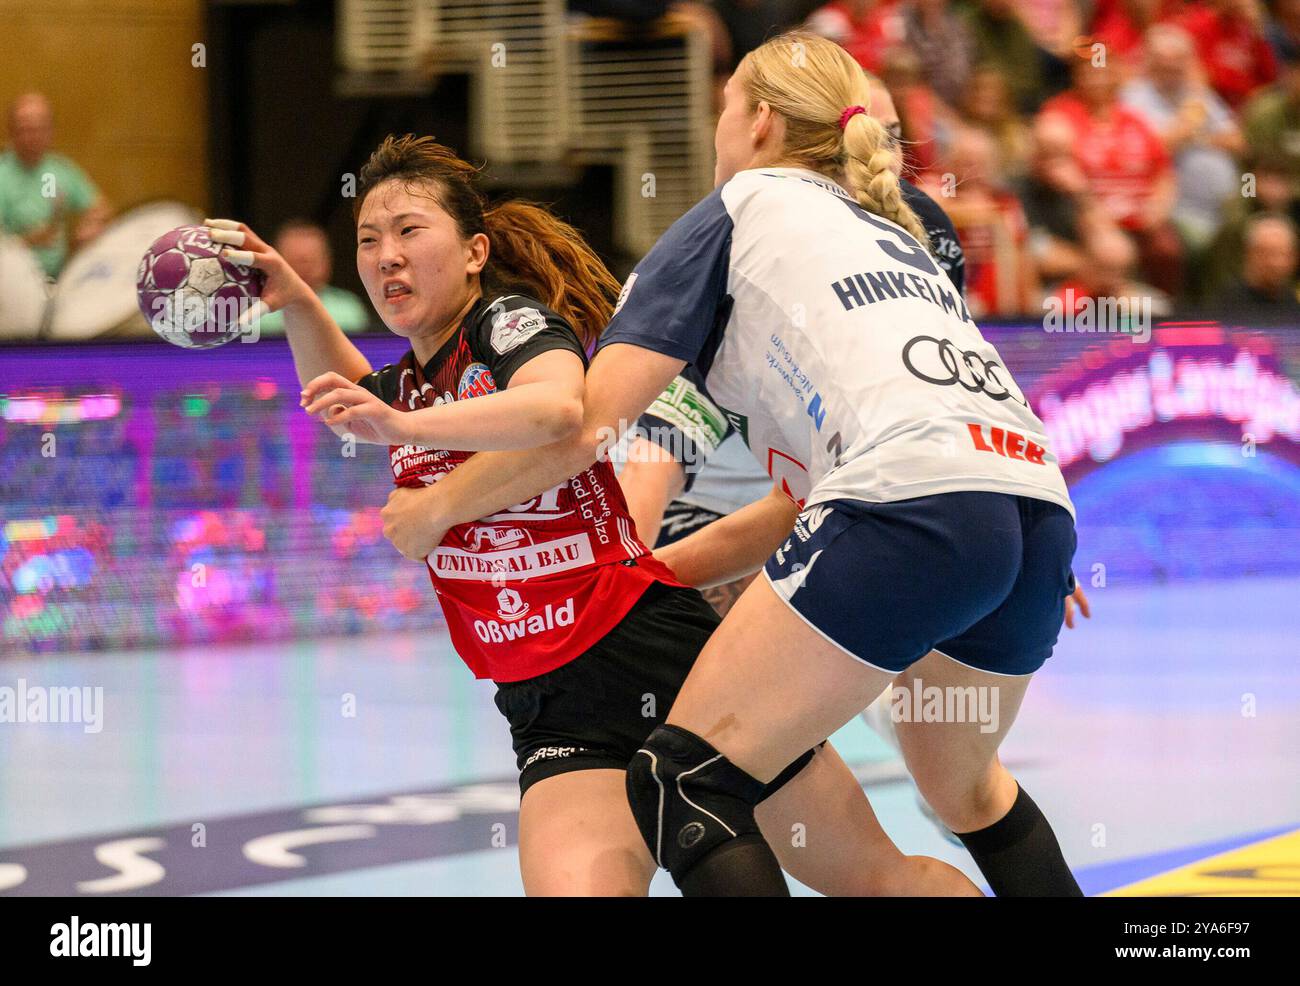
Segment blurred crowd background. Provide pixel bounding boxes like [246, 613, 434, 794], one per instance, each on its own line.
[605, 0, 1300, 319]
[0, 0, 1297, 338]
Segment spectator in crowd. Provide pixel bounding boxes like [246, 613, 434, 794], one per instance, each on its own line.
[879, 43, 961, 178]
[1122, 24, 1245, 257]
[1014, 112, 1112, 287]
[1204, 155, 1299, 298]
[1040, 55, 1184, 296]
[922, 126, 1039, 316]
[959, 0, 1054, 112]
[1177, 0, 1277, 108]
[902, 0, 975, 108]
[1047, 224, 1173, 316]
[1269, 0, 1300, 59]
[1020, 0, 1087, 61]
[255, 221, 370, 336]
[805, 0, 906, 73]
[1243, 36, 1300, 200]
[1090, 0, 1185, 72]
[961, 64, 1033, 178]
[1212, 213, 1300, 309]
[0, 92, 110, 279]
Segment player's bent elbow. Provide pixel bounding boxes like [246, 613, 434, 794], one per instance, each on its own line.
[558, 423, 609, 477]
[545, 397, 584, 444]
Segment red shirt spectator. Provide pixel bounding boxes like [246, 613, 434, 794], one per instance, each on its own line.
[806, 0, 906, 74]
[1177, 0, 1277, 107]
[1039, 91, 1173, 230]
[923, 128, 1038, 316]
[1090, 1, 1186, 67]
[879, 44, 959, 179]
[897, 85, 948, 175]
[954, 190, 1033, 317]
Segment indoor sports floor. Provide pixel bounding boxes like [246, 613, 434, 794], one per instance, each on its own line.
[2, 572, 1297, 897]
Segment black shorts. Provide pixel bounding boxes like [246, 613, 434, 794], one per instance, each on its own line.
[494, 580, 816, 796]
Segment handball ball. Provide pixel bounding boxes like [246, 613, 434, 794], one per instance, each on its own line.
[136, 225, 265, 349]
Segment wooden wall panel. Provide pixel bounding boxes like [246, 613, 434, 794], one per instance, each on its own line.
[0, 0, 209, 212]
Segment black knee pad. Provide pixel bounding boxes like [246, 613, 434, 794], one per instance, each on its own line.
[626, 724, 768, 884]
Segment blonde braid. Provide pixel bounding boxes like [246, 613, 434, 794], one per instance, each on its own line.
[739, 31, 932, 249]
[842, 111, 930, 247]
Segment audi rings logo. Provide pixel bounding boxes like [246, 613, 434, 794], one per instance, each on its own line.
[902, 335, 1027, 405]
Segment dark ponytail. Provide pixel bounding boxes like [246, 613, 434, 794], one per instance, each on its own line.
[354, 134, 620, 348]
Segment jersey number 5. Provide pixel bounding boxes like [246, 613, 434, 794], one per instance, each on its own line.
[840, 198, 938, 276]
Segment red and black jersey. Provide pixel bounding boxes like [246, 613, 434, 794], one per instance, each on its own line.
[358, 294, 681, 682]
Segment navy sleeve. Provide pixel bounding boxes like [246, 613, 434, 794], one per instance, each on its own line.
[902, 177, 966, 296]
[635, 368, 734, 491]
[598, 188, 733, 365]
[471, 295, 588, 389]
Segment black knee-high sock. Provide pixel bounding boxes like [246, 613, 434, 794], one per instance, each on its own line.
[679, 835, 790, 897]
[955, 784, 1083, 897]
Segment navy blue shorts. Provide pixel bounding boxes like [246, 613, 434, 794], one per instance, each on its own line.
[762, 492, 1077, 676]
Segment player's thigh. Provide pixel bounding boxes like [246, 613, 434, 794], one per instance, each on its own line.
[756, 742, 984, 897]
[895, 497, 1073, 803]
[517, 768, 656, 897]
[756, 742, 903, 894]
[665, 574, 896, 781]
[892, 649, 1032, 799]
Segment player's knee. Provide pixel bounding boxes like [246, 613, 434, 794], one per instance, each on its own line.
[626, 724, 768, 885]
[915, 764, 1008, 832]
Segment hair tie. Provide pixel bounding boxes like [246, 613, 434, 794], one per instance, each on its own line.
[838, 105, 867, 130]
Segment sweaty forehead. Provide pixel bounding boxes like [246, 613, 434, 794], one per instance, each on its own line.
[358, 180, 443, 227]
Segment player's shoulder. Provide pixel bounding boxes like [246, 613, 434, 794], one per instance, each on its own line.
[625, 187, 733, 280]
[720, 168, 850, 234]
[657, 185, 732, 244]
[720, 167, 812, 208]
[466, 293, 588, 385]
[470, 293, 565, 351]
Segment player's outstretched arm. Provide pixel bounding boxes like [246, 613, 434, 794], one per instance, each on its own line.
[302, 350, 585, 451]
[655, 485, 798, 589]
[205, 219, 372, 387]
[378, 344, 684, 560]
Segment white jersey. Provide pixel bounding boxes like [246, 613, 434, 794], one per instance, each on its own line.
[601, 167, 1074, 518]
